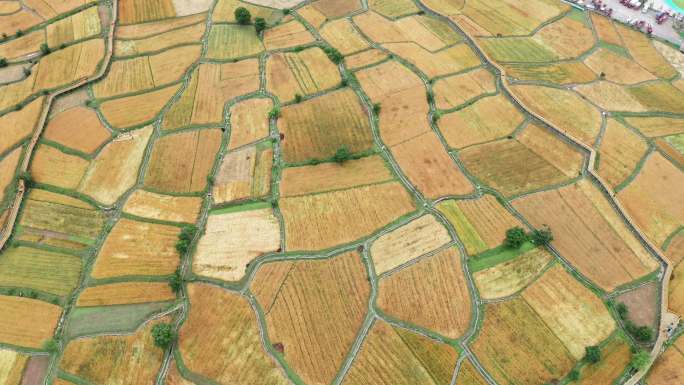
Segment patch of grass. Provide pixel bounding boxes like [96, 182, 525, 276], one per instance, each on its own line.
[468, 241, 536, 272]
[210, 201, 271, 215]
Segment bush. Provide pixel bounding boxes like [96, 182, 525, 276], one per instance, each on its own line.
[18, 171, 34, 189]
[15, 30, 23, 37]
[254, 17, 267, 34]
[568, 368, 580, 381]
[322, 45, 343, 64]
[372, 103, 381, 115]
[294, 93, 303, 103]
[616, 302, 628, 319]
[426, 90, 434, 104]
[234, 7, 251, 24]
[282, 8, 290, 14]
[151, 323, 175, 348]
[504, 227, 528, 249]
[625, 319, 654, 342]
[531, 226, 553, 245]
[268, 106, 280, 119]
[333, 146, 352, 164]
[22, 67, 31, 77]
[584, 346, 601, 364]
[630, 350, 650, 370]
[169, 269, 183, 293]
[175, 225, 197, 255]
[0, 58, 7, 68]
[43, 338, 59, 352]
[40, 43, 51, 55]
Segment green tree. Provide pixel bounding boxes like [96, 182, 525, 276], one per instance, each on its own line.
[616, 302, 628, 320]
[152, 323, 175, 348]
[0, 58, 7, 68]
[294, 93, 303, 103]
[40, 43, 51, 55]
[254, 17, 267, 34]
[532, 226, 553, 245]
[372, 103, 381, 115]
[175, 225, 197, 255]
[584, 345, 601, 364]
[234, 7, 251, 25]
[568, 368, 580, 381]
[43, 338, 59, 352]
[333, 146, 352, 164]
[504, 227, 528, 249]
[169, 269, 183, 293]
[322, 45, 343, 64]
[630, 350, 650, 370]
[18, 171, 34, 189]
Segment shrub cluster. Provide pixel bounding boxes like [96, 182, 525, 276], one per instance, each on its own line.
[151, 323, 175, 348]
[175, 225, 197, 255]
[616, 302, 654, 342]
[504, 226, 553, 249]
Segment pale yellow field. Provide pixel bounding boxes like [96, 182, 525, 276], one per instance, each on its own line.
[383, 42, 480, 78]
[123, 190, 203, 224]
[76, 282, 175, 306]
[0, 296, 61, 349]
[100, 84, 181, 128]
[597, 119, 649, 188]
[0, 349, 29, 385]
[44, 106, 111, 154]
[114, 22, 206, 56]
[0, 97, 45, 155]
[574, 81, 646, 112]
[320, 18, 370, 55]
[371, 214, 451, 274]
[0, 148, 21, 203]
[116, 13, 206, 39]
[433, 68, 496, 110]
[266, 48, 341, 103]
[474, 248, 553, 300]
[345, 49, 388, 70]
[212, 144, 272, 204]
[583, 48, 656, 85]
[263, 20, 314, 50]
[46, 6, 101, 47]
[30, 145, 89, 189]
[228, 98, 273, 149]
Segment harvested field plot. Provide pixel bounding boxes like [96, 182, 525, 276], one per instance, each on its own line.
[17, 189, 105, 251]
[618, 153, 684, 246]
[583, 48, 656, 85]
[342, 320, 458, 385]
[575, 337, 631, 385]
[0, 349, 30, 385]
[346, 49, 389, 69]
[473, 247, 553, 300]
[60, 316, 170, 384]
[513, 180, 658, 291]
[460, 124, 583, 196]
[504, 61, 597, 85]
[472, 298, 575, 385]
[615, 282, 659, 328]
[673, 262, 684, 317]
[312, 0, 361, 18]
[91, 218, 181, 279]
[144, 128, 222, 193]
[43, 107, 111, 154]
[0, 97, 44, 155]
[99, 84, 181, 129]
[353, 11, 460, 51]
[79, 126, 153, 205]
[193, 206, 280, 282]
[647, 336, 684, 385]
[383, 42, 480, 78]
[212, 142, 273, 204]
[628, 81, 684, 114]
[591, 13, 623, 46]
[0, 30, 45, 61]
[179, 284, 289, 385]
[280, 155, 393, 197]
[0, 295, 61, 349]
[596, 119, 649, 188]
[574, 81, 646, 112]
[118, 0, 176, 25]
[116, 13, 206, 39]
[616, 24, 678, 79]
[436, 195, 524, 256]
[280, 181, 416, 251]
[114, 22, 206, 57]
[31, 38, 105, 91]
[371, 214, 451, 275]
[123, 189, 203, 224]
[0, 246, 82, 297]
[391, 131, 474, 199]
[319, 19, 369, 55]
[456, 359, 489, 385]
[432, 68, 496, 110]
[46, 6, 101, 47]
[206, 24, 263, 60]
[266, 48, 341, 103]
[0, 147, 21, 203]
[377, 247, 472, 338]
[213, 0, 282, 24]
[376, 87, 431, 146]
[438, 94, 524, 149]
[279, 89, 372, 163]
[263, 251, 370, 385]
[457, 0, 568, 36]
[624, 116, 684, 138]
[511, 84, 601, 146]
[521, 265, 615, 359]
[30, 145, 89, 189]
[76, 282, 175, 307]
[228, 98, 272, 149]
[263, 20, 314, 50]
[368, 0, 418, 18]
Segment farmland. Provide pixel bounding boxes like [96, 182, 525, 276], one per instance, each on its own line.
[0, 1, 680, 384]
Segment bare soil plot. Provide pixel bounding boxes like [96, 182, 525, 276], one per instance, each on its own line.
[280, 155, 393, 197]
[0, 295, 61, 349]
[264, 20, 314, 50]
[193, 206, 280, 282]
[522, 264, 615, 359]
[99, 84, 181, 129]
[79, 126, 153, 205]
[178, 284, 289, 385]
[76, 282, 175, 307]
[279, 88, 372, 163]
[264, 251, 370, 385]
[583, 48, 656, 85]
[17, 189, 105, 251]
[280, 181, 416, 251]
[371, 214, 451, 274]
[646, 336, 684, 385]
[60, 316, 170, 384]
[457, 0, 568, 36]
[513, 180, 658, 291]
[574, 81, 646, 112]
[596, 119, 648, 188]
[118, 0, 176, 25]
[615, 281, 658, 328]
[377, 247, 471, 338]
[91, 218, 181, 279]
[312, 0, 361, 18]
[46, 6, 101, 47]
[114, 22, 206, 56]
[383, 42, 480, 78]
[591, 13, 623, 46]
[0, 246, 82, 297]
[624, 116, 684, 138]
[145, 128, 221, 193]
[575, 337, 631, 385]
[319, 19, 369, 55]
[228, 98, 272, 149]
[43, 107, 111, 154]
[0, 96, 44, 155]
[511, 84, 601, 146]
[391, 131, 474, 198]
[345, 49, 388, 70]
[618, 153, 684, 246]
[342, 320, 458, 385]
[0, 349, 29, 385]
[504, 61, 597, 85]
[433, 68, 495, 110]
[31, 145, 89, 189]
[628, 81, 684, 114]
[473, 247, 553, 300]
[472, 298, 575, 385]
[266, 48, 341, 103]
[436, 195, 524, 256]
[115, 13, 206, 39]
[438, 94, 523, 149]
[460, 124, 583, 196]
[123, 190, 203, 224]
[206, 24, 263, 60]
[368, 0, 418, 18]
[616, 24, 678, 79]
[213, 143, 272, 204]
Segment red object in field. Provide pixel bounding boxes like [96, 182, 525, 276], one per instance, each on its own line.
[273, 342, 285, 353]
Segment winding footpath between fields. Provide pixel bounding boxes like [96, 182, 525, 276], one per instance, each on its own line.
[413, 2, 678, 384]
[0, 1, 118, 252]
